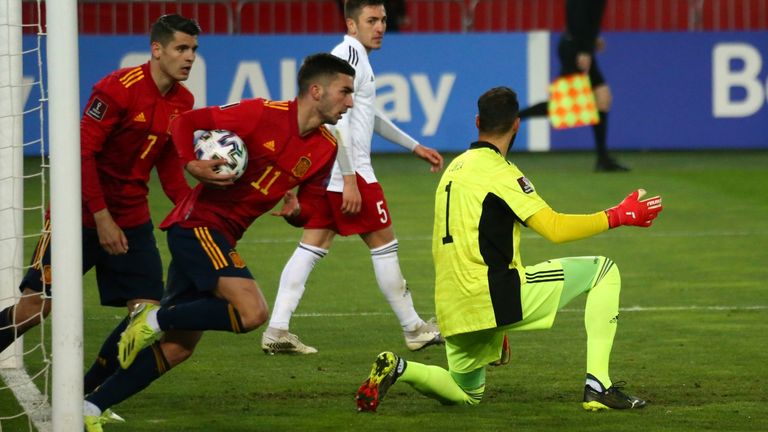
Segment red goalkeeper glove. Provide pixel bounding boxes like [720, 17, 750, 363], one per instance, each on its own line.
[605, 189, 663, 228]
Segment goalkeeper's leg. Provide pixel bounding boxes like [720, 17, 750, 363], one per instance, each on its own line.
[557, 256, 620, 388]
[402, 362, 484, 405]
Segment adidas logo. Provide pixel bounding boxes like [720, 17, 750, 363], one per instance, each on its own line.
[263, 140, 275, 151]
[133, 112, 146, 122]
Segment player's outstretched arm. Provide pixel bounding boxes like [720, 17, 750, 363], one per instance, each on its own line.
[605, 189, 663, 228]
[413, 144, 444, 172]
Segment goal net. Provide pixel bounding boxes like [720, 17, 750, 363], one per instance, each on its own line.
[1, 0, 82, 430]
[0, 0, 51, 430]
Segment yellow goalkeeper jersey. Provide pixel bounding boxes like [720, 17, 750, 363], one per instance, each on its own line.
[432, 142, 548, 337]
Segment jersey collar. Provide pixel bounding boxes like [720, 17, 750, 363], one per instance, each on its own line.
[469, 141, 502, 156]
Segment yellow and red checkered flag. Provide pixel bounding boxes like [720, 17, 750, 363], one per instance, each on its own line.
[548, 73, 600, 129]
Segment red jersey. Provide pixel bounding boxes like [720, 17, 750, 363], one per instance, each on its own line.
[161, 99, 338, 245]
[81, 62, 193, 229]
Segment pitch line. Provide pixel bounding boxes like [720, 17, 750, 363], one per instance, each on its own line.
[0, 368, 51, 432]
[241, 230, 768, 245]
[294, 305, 767, 318]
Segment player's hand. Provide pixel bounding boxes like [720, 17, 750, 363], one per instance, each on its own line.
[413, 144, 444, 173]
[185, 159, 236, 187]
[595, 36, 606, 53]
[93, 209, 129, 255]
[271, 191, 301, 218]
[341, 175, 361, 215]
[576, 52, 592, 72]
[605, 189, 663, 228]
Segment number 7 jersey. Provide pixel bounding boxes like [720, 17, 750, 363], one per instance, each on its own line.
[161, 98, 339, 246]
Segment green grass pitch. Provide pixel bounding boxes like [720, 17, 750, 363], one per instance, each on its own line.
[2, 150, 767, 431]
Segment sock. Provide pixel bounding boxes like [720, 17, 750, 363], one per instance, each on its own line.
[518, 101, 548, 119]
[84, 316, 129, 394]
[370, 240, 421, 331]
[584, 260, 621, 388]
[157, 298, 244, 333]
[86, 343, 170, 411]
[586, 373, 606, 392]
[83, 400, 101, 417]
[593, 111, 609, 160]
[0, 306, 17, 354]
[268, 243, 327, 330]
[399, 361, 481, 405]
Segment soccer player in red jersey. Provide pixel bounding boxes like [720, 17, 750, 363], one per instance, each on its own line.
[0, 14, 200, 398]
[82, 53, 354, 426]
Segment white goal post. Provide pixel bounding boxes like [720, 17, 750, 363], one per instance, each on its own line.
[46, 0, 84, 431]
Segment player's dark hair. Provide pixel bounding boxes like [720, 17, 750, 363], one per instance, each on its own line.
[297, 53, 356, 95]
[477, 86, 520, 134]
[344, 0, 385, 20]
[150, 14, 201, 46]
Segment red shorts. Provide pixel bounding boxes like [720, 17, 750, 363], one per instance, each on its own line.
[304, 174, 392, 236]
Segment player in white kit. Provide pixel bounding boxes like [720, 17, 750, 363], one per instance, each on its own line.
[262, 0, 445, 355]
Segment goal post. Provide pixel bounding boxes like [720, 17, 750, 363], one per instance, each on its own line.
[46, 0, 84, 430]
[0, 0, 25, 372]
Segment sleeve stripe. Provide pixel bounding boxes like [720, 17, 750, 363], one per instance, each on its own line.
[346, 46, 359, 66]
[319, 126, 337, 145]
[193, 227, 228, 270]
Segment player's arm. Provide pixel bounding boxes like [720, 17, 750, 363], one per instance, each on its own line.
[331, 110, 361, 215]
[374, 107, 443, 172]
[527, 189, 663, 243]
[80, 88, 129, 255]
[279, 158, 336, 227]
[155, 138, 192, 204]
[169, 107, 235, 187]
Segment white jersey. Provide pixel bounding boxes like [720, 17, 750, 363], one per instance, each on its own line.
[328, 35, 378, 191]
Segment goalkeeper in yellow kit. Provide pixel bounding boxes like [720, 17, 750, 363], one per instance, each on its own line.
[355, 86, 662, 412]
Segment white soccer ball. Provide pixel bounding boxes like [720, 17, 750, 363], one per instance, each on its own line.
[194, 129, 248, 180]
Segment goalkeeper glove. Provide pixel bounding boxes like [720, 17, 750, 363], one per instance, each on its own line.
[605, 189, 663, 228]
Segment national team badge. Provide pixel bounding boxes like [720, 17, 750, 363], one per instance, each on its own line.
[41, 265, 52, 285]
[292, 157, 312, 177]
[86, 97, 108, 121]
[517, 176, 534, 194]
[228, 250, 246, 268]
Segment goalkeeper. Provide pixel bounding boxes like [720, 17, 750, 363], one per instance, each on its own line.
[356, 86, 662, 412]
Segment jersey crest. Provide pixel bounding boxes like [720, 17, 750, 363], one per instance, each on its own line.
[292, 157, 312, 178]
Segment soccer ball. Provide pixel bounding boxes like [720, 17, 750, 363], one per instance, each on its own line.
[194, 129, 249, 180]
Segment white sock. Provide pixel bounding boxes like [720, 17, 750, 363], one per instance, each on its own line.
[268, 243, 327, 330]
[370, 239, 421, 331]
[83, 400, 102, 417]
[147, 309, 160, 332]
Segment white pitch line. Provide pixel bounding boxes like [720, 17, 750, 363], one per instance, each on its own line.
[294, 305, 767, 318]
[240, 230, 768, 245]
[0, 368, 52, 432]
